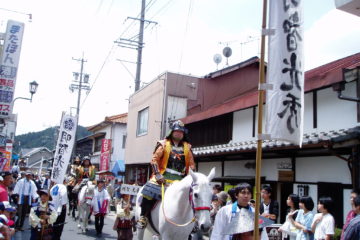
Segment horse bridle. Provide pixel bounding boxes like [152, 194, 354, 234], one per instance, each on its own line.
[189, 183, 211, 213]
[161, 182, 211, 227]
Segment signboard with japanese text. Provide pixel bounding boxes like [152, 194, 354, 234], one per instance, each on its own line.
[100, 139, 111, 171]
[120, 183, 141, 196]
[266, 0, 304, 146]
[0, 20, 25, 117]
[51, 113, 78, 184]
[3, 143, 12, 171]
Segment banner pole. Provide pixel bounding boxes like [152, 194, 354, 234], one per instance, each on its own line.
[254, 0, 268, 239]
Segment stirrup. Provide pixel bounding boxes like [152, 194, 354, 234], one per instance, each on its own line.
[137, 216, 148, 229]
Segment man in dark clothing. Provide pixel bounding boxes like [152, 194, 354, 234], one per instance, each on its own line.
[343, 195, 360, 240]
[260, 185, 279, 223]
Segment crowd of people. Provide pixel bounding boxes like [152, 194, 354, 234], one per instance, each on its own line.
[0, 119, 359, 240]
[207, 184, 360, 240]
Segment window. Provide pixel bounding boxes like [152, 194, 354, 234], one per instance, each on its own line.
[122, 135, 127, 149]
[94, 136, 105, 152]
[137, 107, 149, 136]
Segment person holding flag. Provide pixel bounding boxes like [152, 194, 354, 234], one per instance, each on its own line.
[91, 178, 110, 236]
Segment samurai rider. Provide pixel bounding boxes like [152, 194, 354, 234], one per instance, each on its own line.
[29, 189, 58, 240]
[137, 120, 195, 229]
[72, 156, 96, 193]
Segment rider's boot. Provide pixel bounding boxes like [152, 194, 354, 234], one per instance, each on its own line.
[137, 198, 154, 229]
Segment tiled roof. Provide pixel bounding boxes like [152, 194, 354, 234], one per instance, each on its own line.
[305, 52, 360, 80]
[87, 113, 127, 131]
[105, 113, 128, 124]
[192, 128, 351, 156]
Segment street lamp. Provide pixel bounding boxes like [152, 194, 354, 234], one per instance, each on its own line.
[13, 81, 39, 103]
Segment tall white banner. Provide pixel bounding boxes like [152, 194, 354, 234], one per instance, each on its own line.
[266, 0, 304, 146]
[0, 20, 25, 117]
[51, 113, 78, 184]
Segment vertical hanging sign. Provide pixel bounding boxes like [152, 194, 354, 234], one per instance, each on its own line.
[100, 139, 111, 171]
[0, 20, 25, 117]
[51, 113, 78, 184]
[266, 0, 304, 146]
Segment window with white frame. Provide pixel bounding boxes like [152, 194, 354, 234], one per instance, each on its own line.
[137, 107, 149, 136]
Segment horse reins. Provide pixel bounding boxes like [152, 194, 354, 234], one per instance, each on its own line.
[161, 183, 210, 227]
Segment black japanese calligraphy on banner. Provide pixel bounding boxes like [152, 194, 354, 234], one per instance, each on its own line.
[266, 0, 304, 146]
[51, 114, 78, 183]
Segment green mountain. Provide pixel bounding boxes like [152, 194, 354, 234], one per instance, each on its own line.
[13, 126, 92, 153]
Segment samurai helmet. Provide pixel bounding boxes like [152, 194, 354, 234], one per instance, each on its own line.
[166, 120, 189, 141]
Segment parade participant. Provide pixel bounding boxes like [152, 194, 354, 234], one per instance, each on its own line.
[260, 185, 279, 222]
[341, 189, 360, 240]
[10, 163, 19, 179]
[311, 196, 335, 240]
[289, 196, 314, 240]
[34, 175, 42, 190]
[91, 178, 110, 236]
[343, 195, 360, 240]
[113, 194, 134, 240]
[29, 189, 57, 240]
[211, 182, 256, 240]
[0, 172, 13, 202]
[50, 180, 68, 240]
[41, 173, 51, 191]
[137, 120, 195, 229]
[13, 171, 38, 231]
[76, 156, 96, 182]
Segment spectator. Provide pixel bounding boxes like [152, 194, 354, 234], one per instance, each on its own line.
[227, 188, 236, 204]
[289, 196, 314, 240]
[343, 195, 360, 240]
[311, 196, 335, 240]
[216, 191, 228, 208]
[0, 172, 13, 202]
[341, 189, 360, 240]
[279, 194, 300, 240]
[0, 201, 16, 239]
[260, 185, 279, 222]
[13, 171, 38, 231]
[212, 184, 222, 195]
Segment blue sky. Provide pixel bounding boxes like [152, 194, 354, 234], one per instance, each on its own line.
[0, 0, 359, 135]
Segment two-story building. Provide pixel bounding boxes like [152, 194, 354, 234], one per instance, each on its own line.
[124, 72, 199, 185]
[182, 53, 360, 226]
[76, 113, 127, 178]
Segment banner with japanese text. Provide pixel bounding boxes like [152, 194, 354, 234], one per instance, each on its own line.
[0, 20, 25, 117]
[266, 0, 304, 146]
[100, 139, 111, 171]
[0, 149, 10, 171]
[51, 113, 78, 184]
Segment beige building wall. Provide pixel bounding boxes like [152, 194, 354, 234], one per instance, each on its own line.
[125, 75, 165, 165]
[125, 72, 199, 165]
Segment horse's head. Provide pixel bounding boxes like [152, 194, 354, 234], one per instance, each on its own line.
[85, 182, 95, 204]
[189, 167, 215, 233]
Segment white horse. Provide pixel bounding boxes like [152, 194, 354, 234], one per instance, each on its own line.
[136, 168, 215, 240]
[77, 181, 95, 233]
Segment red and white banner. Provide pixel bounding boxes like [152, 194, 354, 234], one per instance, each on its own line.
[100, 139, 111, 171]
[0, 20, 25, 117]
[266, 0, 304, 146]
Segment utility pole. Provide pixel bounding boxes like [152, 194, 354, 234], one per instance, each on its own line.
[69, 56, 90, 161]
[135, 0, 146, 92]
[70, 57, 90, 116]
[115, 0, 157, 92]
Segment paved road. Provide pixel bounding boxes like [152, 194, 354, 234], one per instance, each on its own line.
[13, 210, 121, 240]
[12, 210, 209, 240]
